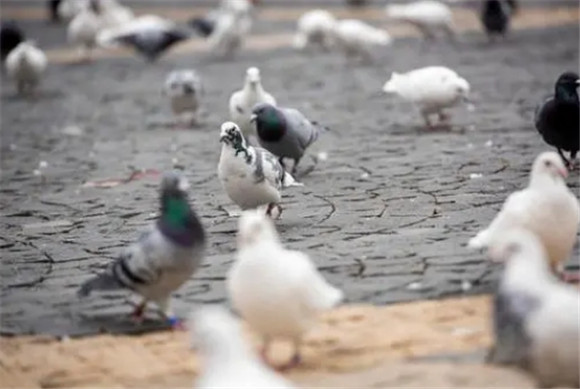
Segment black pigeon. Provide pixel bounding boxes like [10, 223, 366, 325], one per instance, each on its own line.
[480, 0, 513, 39]
[535, 72, 580, 168]
[0, 21, 25, 61]
[47, 0, 62, 22]
[188, 17, 215, 38]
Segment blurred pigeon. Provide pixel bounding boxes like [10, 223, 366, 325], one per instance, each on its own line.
[189, 16, 216, 38]
[229, 67, 277, 140]
[67, 0, 103, 61]
[535, 72, 579, 169]
[333, 19, 392, 63]
[5, 41, 47, 96]
[251, 102, 328, 174]
[228, 209, 344, 369]
[468, 152, 580, 274]
[48, 0, 63, 22]
[1, 21, 25, 61]
[293, 10, 337, 51]
[386, 1, 455, 40]
[98, 15, 189, 62]
[163, 69, 203, 127]
[207, 1, 252, 58]
[78, 172, 206, 328]
[99, 0, 134, 29]
[217, 122, 302, 218]
[383, 66, 471, 127]
[480, 0, 513, 40]
[190, 305, 295, 388]
[486, 229, 579, 388]
[58, 0, 88, 21]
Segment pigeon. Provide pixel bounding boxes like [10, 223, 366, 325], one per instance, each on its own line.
[385, 1, 455, 40]
[228, 209, 344, 369]
[1, 21, 25, 61]
[382, 66, 471, 128]
[98, 15, 190, 62]
[217, 122, 302, 218]
[99, 0, 134, 29]
[207, 1, 252, 58]
[58, 0, 88, 21]
[188, 15, 217, 38]
[333, 19, 392, 63]
[229, 67, 277, 141]
[163, 69, 203, 127]
[251, 102, 327, 174]
[67, 0, 104, 61]
[535, 72, 580, 169]
[190, 305, 295, 389]
[5, 41, 47, 96]
[486, 229, 579, 388]
[293, 10, 337, 51]
[77, 172, 206, 327]
[480, 0, 513, 40]
[468, 151, 580, 274]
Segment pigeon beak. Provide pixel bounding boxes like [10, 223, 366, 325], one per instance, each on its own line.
[487, 246, 504, 262]
[558, 167, 569, 179]
[250, 114, 257, 124]
[576, 79, 580, 85]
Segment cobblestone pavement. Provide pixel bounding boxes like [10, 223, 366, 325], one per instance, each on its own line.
[1, 2, 578, 335]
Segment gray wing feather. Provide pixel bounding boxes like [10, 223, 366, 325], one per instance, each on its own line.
[282, 108, 324, 152]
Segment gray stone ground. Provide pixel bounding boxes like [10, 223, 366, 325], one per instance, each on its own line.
[1, 4, 579, 335]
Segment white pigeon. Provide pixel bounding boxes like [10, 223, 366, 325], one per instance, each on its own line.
[382, 66, 471, 127]
[385, 0, 455, 40]
[163, 69, 203, 127]
[67, 0, 104, 61]
[99, 0, 134, 29]
[486, 229, 579, 388]
[469, 151, 580, 272]
[5, 41, 48, 96]
[228, 209, 344, 368]
[293, 10, 337, 51]
[333, 19, 392, 63]
[207, 0, 252, 58]
[229, 67, 277, 140]
[190, 305, 295, 389]
[58, 0, 88, 21]
[217, 122, 302, 217]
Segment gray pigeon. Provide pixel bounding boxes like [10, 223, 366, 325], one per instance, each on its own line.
[251, 103, 327, 174]
[78, 171, 206, 328]
[486, 229, 579, 388]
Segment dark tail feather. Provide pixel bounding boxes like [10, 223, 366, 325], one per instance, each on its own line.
[77, 274, 123, 298]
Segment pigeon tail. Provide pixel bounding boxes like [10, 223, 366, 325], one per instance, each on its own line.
[308, 279, 344, 311]
[468, 230, 489, 249]
[77, 273, 124, 298]
[282, 171, 304, 188]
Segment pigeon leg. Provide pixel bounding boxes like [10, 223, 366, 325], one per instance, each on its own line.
[438, 111, 451, 124]
[130, 299, 147, 323]
[278, 340, 302, 371]
[278, 157, 286, 170]
[291, 158, 301, 175]
[443, 23, 456, 43]
[157, 299, 185, 330]
[422, 112, 433, 129]
[557, 148, 571, 169]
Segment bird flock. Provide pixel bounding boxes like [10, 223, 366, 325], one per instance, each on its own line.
[2, 0, 579, 388]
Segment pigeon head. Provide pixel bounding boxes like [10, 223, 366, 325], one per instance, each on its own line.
[454, 77, 470, 96]
[245, 67, 261, 86]
[220, 121, 248, 151]
[383, 72, 402, 93]
[251, 103, 285, 142]
[554, 72, 579, 102]
[484, 0, 503, 13]
[531, 151, 568, 184]
[237, 209, 279, 248]
[488, 229, 548, 273]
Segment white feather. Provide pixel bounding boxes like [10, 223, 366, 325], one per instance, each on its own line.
[5, 41, 48, 94]
[293, 10, 337, 51]
[333, 19, 392, 60]
[386, 0, 453, 27]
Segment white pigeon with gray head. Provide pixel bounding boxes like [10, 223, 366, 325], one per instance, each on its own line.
[98, 15, 190, 62]
[386, 0, 455, 40]
[190, 305, 295, 389]
[78, 171, 206, 328]
[229, 67, 277, 140]
[67, 0, 104, 61]
[333, 19, 392, 63]
[293, 9, 337, 51]
[228, 209, 344, 369]
[163, 69, 203, 127]
[5, 41, 48, 96]
[217, 122, 302, 218]
[383, 66, 471, 127]
[251, 102, 328, 174]
[468, 151, 579, 273]
[486, 229, 579, 388]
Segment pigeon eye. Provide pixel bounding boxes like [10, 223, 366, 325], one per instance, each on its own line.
[544, 160, 552, 167]
[506, 242, 520, 255]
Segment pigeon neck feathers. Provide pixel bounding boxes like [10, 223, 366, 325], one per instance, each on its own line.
[555, 83, 579, 104]
[255, 107, 286, 142]
[157, 190, 204, 247]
